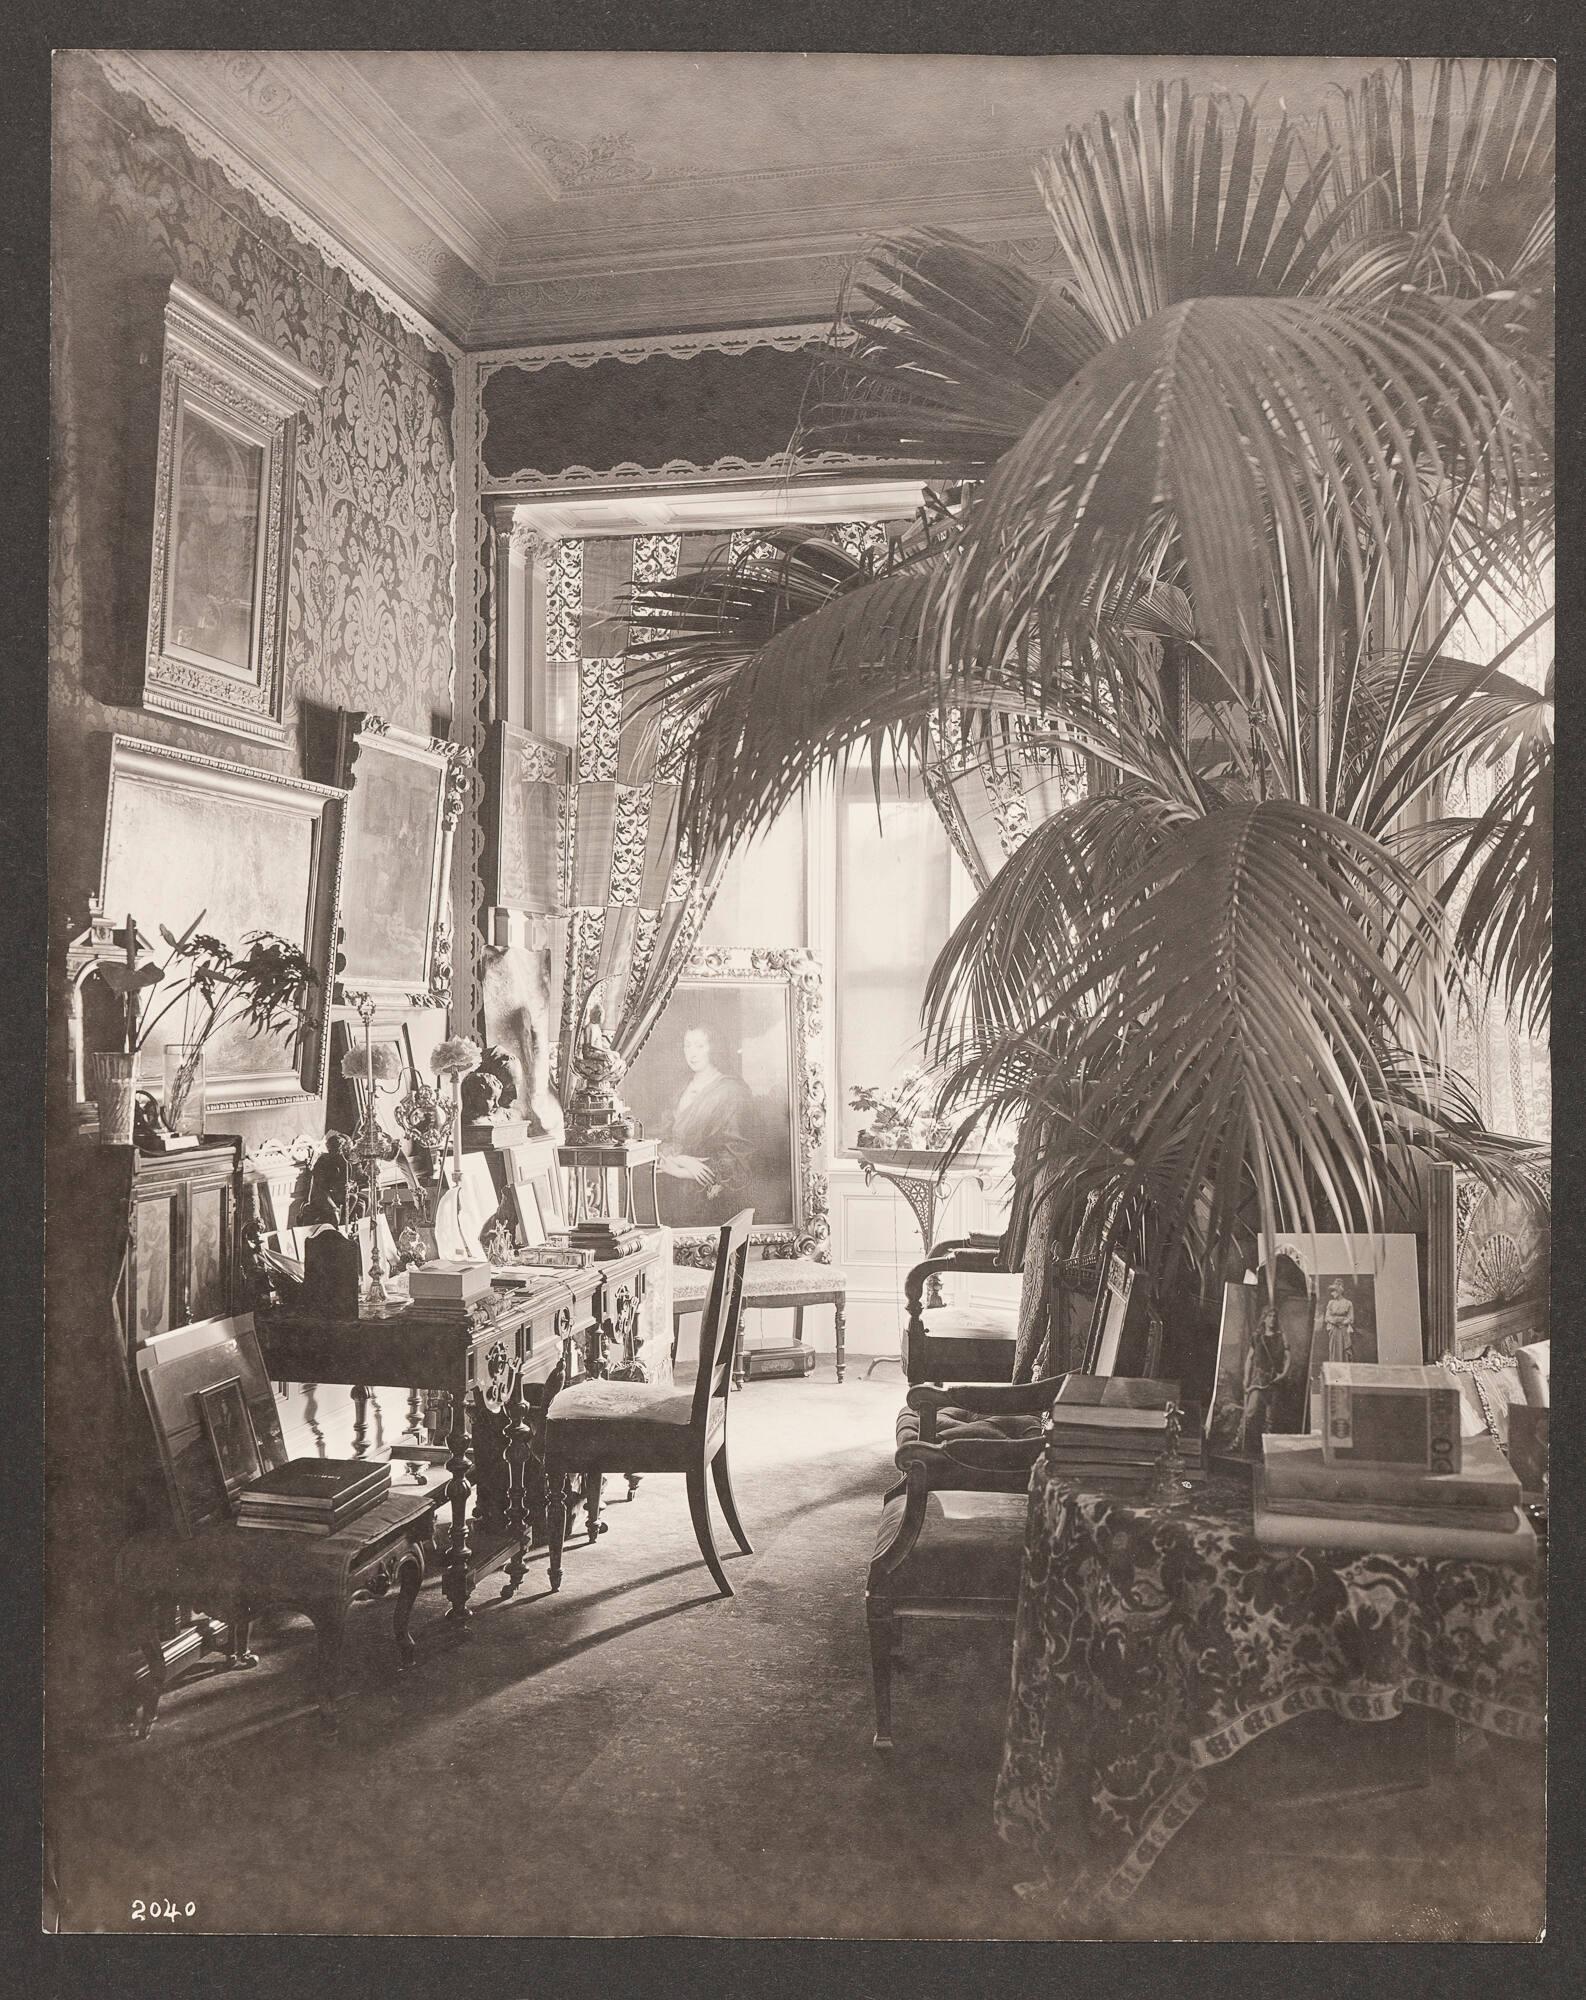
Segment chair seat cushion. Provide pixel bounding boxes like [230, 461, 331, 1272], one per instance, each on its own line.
[895, 1401, 1044, 1472]
[917, 1307, 1017, 1342]
[672, 1256, 847, 1306]
[548, 1380, 696, 1425]
[871, 1486, 1027, 1601]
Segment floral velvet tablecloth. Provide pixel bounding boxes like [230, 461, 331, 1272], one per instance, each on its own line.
[993, 1472, 1546, 1923]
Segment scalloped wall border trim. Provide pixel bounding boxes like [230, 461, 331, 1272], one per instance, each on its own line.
[480, 448, 887, 495]
[87, 49, 462, 362]
[474, 320, 839, 376]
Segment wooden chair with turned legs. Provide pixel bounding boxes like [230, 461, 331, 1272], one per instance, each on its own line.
[543, 1209, 754, 1597]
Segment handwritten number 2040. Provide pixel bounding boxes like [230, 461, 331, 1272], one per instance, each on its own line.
[131, 1900, 195, 1922]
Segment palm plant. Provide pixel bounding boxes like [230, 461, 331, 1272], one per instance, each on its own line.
[628, 59, 1553, 1297]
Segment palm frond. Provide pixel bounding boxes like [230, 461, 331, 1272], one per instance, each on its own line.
[951, 292, 1526, 711]
[1037, 79, 1357, 339]
[942, 798, 1452, 1281]
[806, 229, 1107, 466]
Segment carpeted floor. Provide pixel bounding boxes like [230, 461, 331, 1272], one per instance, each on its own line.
[46, 1364, 1544, 1940]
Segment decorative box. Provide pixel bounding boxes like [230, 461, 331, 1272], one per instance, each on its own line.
[1321, 1362, 1462, 1471]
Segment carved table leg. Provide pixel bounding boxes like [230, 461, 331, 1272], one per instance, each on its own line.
[393, 1547, 424, 1669]
[501, 1364, 530, 1600]
[305, 1598, 348, 1734]
[442, 1365, 474, 1625]
[835, 1300, 847, 1383]
[227, 1604, 259, 1670]
[134, 1603, 167, 1740]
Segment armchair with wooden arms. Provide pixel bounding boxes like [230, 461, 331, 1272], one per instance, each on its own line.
[866, 1248, 1101, 1749]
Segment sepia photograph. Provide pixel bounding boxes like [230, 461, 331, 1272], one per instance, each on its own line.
[39, 31, 1553, 1957]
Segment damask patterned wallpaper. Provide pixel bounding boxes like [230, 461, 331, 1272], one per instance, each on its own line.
[49, 53, 457, 1134]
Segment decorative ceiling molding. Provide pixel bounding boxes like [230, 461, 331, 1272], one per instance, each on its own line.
[474, 319, 839, 377]
[87, 50, 461, 360]
[436, 53, 565, 205]
[511, 116, 660, 193]
[272, 51, 508, 277]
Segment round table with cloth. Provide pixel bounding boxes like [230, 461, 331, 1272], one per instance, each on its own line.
[994, 1467, 1545, 1924]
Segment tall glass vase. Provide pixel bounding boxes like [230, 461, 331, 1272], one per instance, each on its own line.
[90, 1051, 137, 1146]
[162, 1041, 207, 1138]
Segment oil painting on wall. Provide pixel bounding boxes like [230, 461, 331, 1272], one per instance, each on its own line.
[624, 977, 796, 1231]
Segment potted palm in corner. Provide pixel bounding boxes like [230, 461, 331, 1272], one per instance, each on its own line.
[628, 58, 1553, 1311]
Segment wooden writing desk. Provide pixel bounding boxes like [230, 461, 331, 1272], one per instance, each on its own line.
[257, 1238, 661, 1622]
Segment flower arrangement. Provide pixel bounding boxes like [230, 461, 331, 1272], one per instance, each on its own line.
[849, 1067, 955, 1150]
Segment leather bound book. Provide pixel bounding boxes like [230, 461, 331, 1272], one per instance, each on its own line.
[1263, 1433, 1517, 1512]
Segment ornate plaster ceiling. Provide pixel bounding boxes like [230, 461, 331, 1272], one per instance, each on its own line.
[102, 50, 1381, 350]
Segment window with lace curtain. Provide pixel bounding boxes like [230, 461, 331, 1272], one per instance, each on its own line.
[1444, 576, 1552, 1141]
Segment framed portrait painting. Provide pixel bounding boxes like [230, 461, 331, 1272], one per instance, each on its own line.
[143, 280, 324, 746]
[94, 735, 345, 1114]
[620, 947, 828, 1259]
[334, 713, 470, 1011]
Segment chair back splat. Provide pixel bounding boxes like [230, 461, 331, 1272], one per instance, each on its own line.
[543, 1208, 756, 1597]
[694, 1210, 754, 1423]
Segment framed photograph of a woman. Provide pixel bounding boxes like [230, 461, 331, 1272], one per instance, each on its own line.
[143, 280, 324, 746]
[620, 948, 829, 1258]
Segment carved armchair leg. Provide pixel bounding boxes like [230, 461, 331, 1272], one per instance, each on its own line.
[868, 1609, 896, 1752]
[393, 1548, 424, 1670]
[834, 1302, 846, 1383]
[586, 1470, 605, 1542]
[625, 1473, 641, 1500]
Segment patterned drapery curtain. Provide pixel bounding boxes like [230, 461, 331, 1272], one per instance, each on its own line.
[542, 529, 750, 1096]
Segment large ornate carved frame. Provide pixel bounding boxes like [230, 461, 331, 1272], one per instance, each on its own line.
[332, 712, 472, 1013]
[143, 279, 325, 746]
[647, 947, 830, 1266]
[81, 735, 346, 1117]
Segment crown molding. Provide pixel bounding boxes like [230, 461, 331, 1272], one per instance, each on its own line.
[436, 52, 566, 210]
[87, 51, 462, 359]
[272, 51, 508, 278]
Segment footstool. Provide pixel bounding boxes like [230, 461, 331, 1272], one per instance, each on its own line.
[864, 1459, 1026, 1751]
[671, 1256, 847, 1384]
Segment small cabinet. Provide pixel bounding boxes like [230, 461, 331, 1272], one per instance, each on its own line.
[117, 1139, 244, 1357]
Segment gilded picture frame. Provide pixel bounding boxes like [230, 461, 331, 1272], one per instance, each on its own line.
[623, 947, 828, 1263]
[143, 280, 324, 745]
[93, 735, 345, 1116]
[333, 713, 472, 1012]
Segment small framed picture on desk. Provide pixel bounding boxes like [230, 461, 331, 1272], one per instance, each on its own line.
[196, 1375, 264, 1512]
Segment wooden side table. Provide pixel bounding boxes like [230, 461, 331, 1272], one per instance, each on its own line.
[118, 1489, 437, 1735]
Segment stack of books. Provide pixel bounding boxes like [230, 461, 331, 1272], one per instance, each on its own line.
[566, 1220, 641, 1261]
[1043, 1376, 1203, 1494]
[405, 1259, 494, 1316]
[237, 1458, 391, 1536]
[1256, 1362, 1535, 1563]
